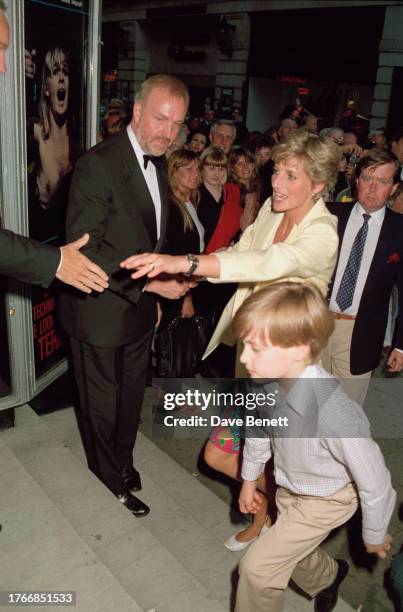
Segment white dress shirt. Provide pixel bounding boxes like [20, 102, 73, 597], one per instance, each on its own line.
[126, 125, 162, 239]
[242, 364, 396, 545]
[186, 201, 205, 252]
[329, 202, 385, 315]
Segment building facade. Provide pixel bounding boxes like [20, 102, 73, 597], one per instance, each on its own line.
[103, 0, 403, 133]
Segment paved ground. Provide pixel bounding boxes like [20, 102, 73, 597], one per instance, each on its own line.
[139, 356, 403, 612]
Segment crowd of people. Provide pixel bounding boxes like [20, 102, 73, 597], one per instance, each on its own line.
[1, 1, 403, 606]
[115, 79, 403, 610]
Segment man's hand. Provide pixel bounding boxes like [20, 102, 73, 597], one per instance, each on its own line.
[341, 143, 363, 157]
[387, 349, 403, 373]
[181, 293, 195, 318]
[365, 534, 393, 559]
[144, 274, 189, 300]
[239, 480, 264, 514]
[57, 233, 109, 294]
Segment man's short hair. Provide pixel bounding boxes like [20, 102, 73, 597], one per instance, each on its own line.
[354, 147, 400, 182]
[233, 282, 334, 363]
[0, 1, 6, 10]
[135, 74, 189, 107]
[210, 119, 236, 137]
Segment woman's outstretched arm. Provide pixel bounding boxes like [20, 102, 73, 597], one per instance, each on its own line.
[120, 252, 221, 279]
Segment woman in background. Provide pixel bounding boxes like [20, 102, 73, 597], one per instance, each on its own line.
[198, 146, 242, 254]
[228, 147, 262, 230]
[187, 130, 208, 156]
[196, 146, 243, 376]
[154, 150, 204, 377]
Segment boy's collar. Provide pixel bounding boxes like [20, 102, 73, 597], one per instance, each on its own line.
[285, 365, 339, 417]
[286, 376, 317, 417]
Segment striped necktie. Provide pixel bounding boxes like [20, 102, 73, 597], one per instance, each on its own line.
[336, 213, 371, 311]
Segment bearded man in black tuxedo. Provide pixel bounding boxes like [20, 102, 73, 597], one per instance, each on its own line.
[59, 75, 191, 516]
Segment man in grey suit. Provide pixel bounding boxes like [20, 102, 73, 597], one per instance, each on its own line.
[0, 5, 108, 294]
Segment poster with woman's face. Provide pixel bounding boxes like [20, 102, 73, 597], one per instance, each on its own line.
[25, 0, 89, 377]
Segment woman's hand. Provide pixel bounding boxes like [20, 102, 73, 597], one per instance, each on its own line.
[120, 253, 188, 279]
[181, 293, 195, 318]
[239, 480, 264, 514]
[121, 252, 221, 280]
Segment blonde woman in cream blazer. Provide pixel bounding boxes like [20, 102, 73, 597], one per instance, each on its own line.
[203, 194, 338, 369]
[120, 129, 341, 549]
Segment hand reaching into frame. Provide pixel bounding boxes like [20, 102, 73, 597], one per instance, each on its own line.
[57, 234, 109, 294]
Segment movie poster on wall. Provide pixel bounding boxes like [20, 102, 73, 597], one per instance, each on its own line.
[25, 0, 89, 377]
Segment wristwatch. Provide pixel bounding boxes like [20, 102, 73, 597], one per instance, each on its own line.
[184, 253, 199, 277]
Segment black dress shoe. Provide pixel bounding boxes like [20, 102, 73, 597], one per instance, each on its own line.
[117, 491, 150, 517]
[122, 465, 142, 492]
[314, 559, 349, 612]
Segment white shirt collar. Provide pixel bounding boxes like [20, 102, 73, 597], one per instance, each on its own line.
[354, 201, 385, 225]
[126, 124, 145, 163]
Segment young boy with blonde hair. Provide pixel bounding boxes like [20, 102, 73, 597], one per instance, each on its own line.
[232, 281, 396, 612]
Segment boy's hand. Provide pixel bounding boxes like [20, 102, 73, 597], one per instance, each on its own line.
[386, 349, 403, 373]
[239, 480, 263, 514]
[364, 534, 393, 559]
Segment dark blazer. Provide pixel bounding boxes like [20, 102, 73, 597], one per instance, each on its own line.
[164, 199, 201, 256]
[59, 130, 168, 347]
[0, 228, 59, 287]
[327, 203, 403, 375]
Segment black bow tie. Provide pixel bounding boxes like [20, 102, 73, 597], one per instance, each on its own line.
[143, 154, 164, 170]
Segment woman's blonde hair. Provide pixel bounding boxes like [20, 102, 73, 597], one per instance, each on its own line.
[200, 146, 228, 184]
[233, 281, 334, 363]
[271, 128, 342, 199]
[168, 149, 200, 231]
[39, 47, 70, 141]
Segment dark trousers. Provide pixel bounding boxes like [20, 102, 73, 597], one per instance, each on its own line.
[70, 330, 153, 495]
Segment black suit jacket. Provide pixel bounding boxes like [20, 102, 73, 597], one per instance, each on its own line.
[59, 130, 168, 347]
[327, 203, 403, 374]
[0, 228, 59, 287]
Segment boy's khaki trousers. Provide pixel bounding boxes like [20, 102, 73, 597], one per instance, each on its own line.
[235, 483, 358, 612]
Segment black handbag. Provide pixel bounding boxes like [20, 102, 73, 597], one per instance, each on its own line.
[155, 315, 211, 378]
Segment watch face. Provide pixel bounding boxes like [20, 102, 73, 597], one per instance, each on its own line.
[185, 254, 199, 276]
